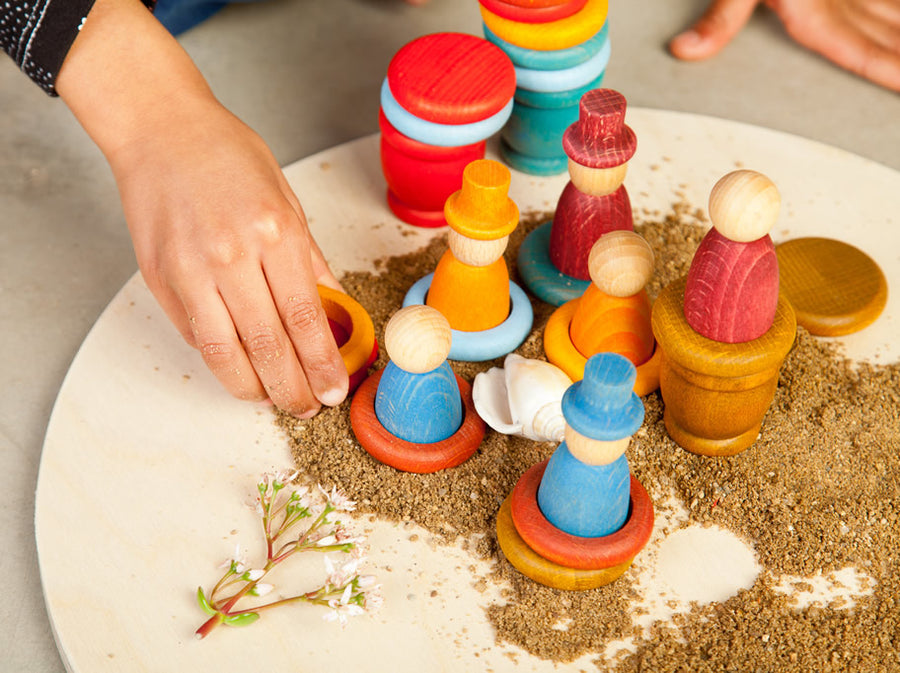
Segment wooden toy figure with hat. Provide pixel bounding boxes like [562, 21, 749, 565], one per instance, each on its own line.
[651, 169, 797, 456]
[350, 305, 486, 473]
[404, 159, 533, 362]
[518, 88, 636, 306]
[496, 352, 654, 590]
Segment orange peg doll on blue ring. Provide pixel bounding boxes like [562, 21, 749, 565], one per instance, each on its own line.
[403, 159, 534, 362]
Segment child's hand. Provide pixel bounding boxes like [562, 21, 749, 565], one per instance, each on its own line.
[110, 98, 348, 417]
[669, 0, 900, 92]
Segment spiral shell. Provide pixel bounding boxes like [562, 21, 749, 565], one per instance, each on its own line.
[473, 354, 572, 442]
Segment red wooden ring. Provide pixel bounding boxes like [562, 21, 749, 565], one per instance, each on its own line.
[510, 460, 654, 569]
[479, 0, 587, 23]
[350, 369, 486, 473]
[495, 0, 575, 7]
[496, 496, 634, 590]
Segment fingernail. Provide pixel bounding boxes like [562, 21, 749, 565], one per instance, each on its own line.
[318, 387, 347, 407]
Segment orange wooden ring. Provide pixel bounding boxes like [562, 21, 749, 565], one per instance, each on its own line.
[496, 496, 633, 590]
[510, 460, 653, 570]
[480, 0, 608, 51]
[543, 298, 661, 395]
[350, 369, 486, 473]
[318, 285, 377, 377]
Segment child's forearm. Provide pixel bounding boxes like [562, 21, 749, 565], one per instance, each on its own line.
[56, 0, 216, 163]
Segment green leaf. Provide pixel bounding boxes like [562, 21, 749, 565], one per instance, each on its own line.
[223, 612, 260, 627]
[196, 587, 216, 617]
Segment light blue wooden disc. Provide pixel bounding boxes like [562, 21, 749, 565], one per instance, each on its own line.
[537, 442, 631, 538]
[403, 274, 534, 362]
[483, 21, 609, 71]
[517, 222, 590, 306]
[374, 360, 463, 443]
[515, 35, 610, 93]
[513, 71, 606, 109]
[380, 78, 514, 148]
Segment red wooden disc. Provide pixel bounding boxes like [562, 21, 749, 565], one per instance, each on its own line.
[350, 369, 486, 473]
[387, 33, 516, 125]
[479, 0, 587, 23]
[510, 460, 654, 570]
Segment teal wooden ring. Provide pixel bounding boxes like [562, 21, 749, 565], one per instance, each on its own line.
[500, 140, 569, 176]
[515, 34, 610, 92]
[517, 222, 590, 306]
[483, 21, 609, 71]
[380, 79, 514, 148]
[403, 273, 534, 362]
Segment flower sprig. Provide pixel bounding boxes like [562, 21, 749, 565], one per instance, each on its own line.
[195, 470, 380, 639]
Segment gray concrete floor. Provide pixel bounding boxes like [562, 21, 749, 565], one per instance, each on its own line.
[1, 1, 898, 670]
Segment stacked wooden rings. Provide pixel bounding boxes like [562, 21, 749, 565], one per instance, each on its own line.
[318, 285, 378, 394]
[479, 0, 611, 175]
[379, 32, 516, 227]
[498, 460, 653, 590]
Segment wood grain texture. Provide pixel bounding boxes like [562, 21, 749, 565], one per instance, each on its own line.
[374, 361, 463, 443]
[379, 111, 485, 228]
[479, 0, 587, 23]
[570, 286, 654, 365]
[495, 0, 579, 7]
[444, 159, 519, 241]
[708, 170, 780, 243]
[387, 33, 516, 125]
[543, 298, 661, 394]
[510, 460, 654, 570]
[562, 88, 636, 169]
[495, 497, 633, 590]
[351, 370, 485, 473]
[448, 231, 509, 267]
[479, 0, 609, 51]
[652, 276, 797, 456]
[588, 230, 654, 297]
[427, 250, 511, 332]
[383, 304, 452, 374]
[568, 161, 627, 196]
[536, 443, 631, 537]
[549, 182, 633, 279]
[776, 237, 888, 336]
[684, 228, 780, 343]
[318, 285, 378, 386]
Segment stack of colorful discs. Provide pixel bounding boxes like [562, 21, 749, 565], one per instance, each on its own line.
[379, 32, 516, 228]
[479, 0, 611, 176]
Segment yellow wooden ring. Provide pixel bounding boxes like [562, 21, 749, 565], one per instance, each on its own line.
[317, 285, 376, 376]
[480, 0, 608, 51]
[544, 299, 661, 395]
[496, 496, 633, 590]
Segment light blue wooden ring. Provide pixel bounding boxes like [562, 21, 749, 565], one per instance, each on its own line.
[515, 35, 610, 92]
[380, 79, 514, 148]
[514, 70, 606, 108]
[517, 222, 590, 306]
[403, 273, 534, 362]
[483, 21, 609, 71]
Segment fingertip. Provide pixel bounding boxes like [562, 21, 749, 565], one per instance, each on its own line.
[318, 385, 349, 408]
[669, 29, 707, 59]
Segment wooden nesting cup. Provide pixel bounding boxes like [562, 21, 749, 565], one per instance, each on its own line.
[651, 276, 796, 456]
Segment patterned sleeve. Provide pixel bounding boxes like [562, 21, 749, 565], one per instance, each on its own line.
[1, 0, 156, 95]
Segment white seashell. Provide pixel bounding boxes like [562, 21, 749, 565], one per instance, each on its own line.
[473, 354, 572, 442]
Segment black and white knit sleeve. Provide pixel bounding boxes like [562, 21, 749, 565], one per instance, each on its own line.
[1, 0, 155, 96]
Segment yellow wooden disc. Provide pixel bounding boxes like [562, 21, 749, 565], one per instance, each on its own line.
[776, 237, 888, 336]
[495, 496, 632, 590]
[480, 0, 609, 51]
